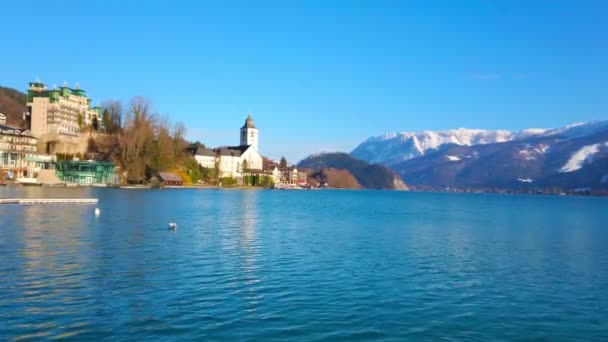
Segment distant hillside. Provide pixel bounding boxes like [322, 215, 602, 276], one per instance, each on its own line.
[308, 168, 362, 189]
[298, 152, 409, 190]
[0, 86, 28, 128]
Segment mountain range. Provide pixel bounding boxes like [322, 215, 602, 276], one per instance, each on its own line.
[352, 121, 608, 192]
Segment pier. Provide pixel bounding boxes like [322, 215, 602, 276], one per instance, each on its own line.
[0, 198, 98, 205]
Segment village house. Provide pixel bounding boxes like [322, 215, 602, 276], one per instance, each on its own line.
[297, 169, 308, 185]
[283, 166, 298, 184]
[270, 165, 282, 184]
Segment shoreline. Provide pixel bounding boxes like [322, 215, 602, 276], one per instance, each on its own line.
[1, 182, 606, 197]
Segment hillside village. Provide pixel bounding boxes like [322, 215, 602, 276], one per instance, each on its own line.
[0, 80, 310, 188]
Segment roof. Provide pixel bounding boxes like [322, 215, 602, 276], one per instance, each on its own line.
[241, 115, 257, 129]
[214, 145, 252, 157]
[195, 146, 216, 157]
[56, 160, 114, 166]
[225, 145, 251, 153]
[158, 172, 183, 182]
[216, 148, 241, 157]
[0, 124, 35, 137]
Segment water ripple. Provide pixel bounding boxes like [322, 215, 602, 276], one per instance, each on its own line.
[1, 188, 608, 340]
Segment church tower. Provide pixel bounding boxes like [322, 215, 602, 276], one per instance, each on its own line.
[240, 114, 259, 151]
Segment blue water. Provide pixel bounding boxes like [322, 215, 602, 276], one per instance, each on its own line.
[1, 187, 607, 341]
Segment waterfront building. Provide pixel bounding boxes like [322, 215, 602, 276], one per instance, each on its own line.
[270, 165, 281, 184]
[55, 160, 118, 185]
[157, 172, 184, 187]
[26, 80, 102, 139]
[0, 124, 39, 179]
[283, 167, 299, 184]
[297, 170, 308, 184]
[194, 115, 263, 178]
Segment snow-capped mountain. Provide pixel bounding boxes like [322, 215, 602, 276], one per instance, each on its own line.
[352, 128, 537, 166]
[381, 120, 608, 191]
[351, 121, 607, 166]
[541, 121, 608, 139]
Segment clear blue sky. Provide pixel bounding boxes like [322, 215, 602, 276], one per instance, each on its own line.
[1, 1, 607, 162]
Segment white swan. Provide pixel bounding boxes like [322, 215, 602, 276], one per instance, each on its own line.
[168, 222, 178, 230]
[94, 208, 101, 216]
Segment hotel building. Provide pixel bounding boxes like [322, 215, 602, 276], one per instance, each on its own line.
[26, 80, 102, 139]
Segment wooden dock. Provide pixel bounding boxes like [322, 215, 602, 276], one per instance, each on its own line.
[0, 198, 98, 205]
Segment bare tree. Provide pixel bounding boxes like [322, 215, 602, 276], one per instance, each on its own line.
[172, 121, 187, 163]
[115, 97, 156, 182]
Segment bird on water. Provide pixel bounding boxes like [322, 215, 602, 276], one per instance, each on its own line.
[168, 222, 178, 230]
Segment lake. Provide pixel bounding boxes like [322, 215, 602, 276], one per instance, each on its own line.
[1, 187, 607, 341]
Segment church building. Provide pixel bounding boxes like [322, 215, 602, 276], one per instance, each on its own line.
[194, 115, 263, 178]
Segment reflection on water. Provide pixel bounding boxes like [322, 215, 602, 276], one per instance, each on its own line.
[1, 188, 608, 340]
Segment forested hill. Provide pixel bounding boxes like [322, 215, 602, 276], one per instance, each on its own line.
[0, 86, 28, 128]
[298, 152, 409, 190]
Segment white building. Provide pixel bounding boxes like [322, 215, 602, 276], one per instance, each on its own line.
[240, 114, 258, 151]
[270, 165, 281, 183]
[194, 115, 263, 178]
[0, 123, 39, 179]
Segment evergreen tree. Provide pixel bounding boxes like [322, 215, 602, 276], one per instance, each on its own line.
[280, 156, 288, 169]
[102, 109, 112, 132]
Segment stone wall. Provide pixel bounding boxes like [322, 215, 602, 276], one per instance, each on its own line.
[36, 130, 101, 155]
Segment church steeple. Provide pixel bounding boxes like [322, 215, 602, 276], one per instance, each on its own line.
[240, 114, 259, 151]
[242, 114, 256, 129]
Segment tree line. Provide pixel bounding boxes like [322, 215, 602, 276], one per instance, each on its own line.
[89, 96, 196, 184]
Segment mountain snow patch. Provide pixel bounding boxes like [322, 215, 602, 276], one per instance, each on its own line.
[352, 128, 514, 165]
[519, 144, 550, 160]
[559, 143, 605, 173]
[544, 120, 608, 139]
[445, 155, 461, 161]
[515, 128, 548, 139]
